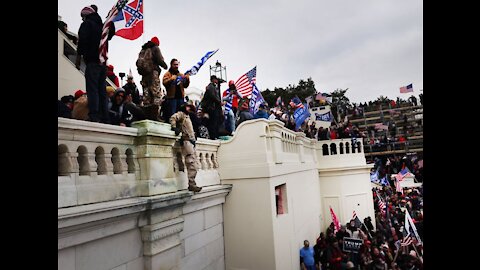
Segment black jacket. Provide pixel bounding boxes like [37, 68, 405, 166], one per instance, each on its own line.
[77, 13, 103, 64]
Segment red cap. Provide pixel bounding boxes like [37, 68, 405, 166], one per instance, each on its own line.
[74, 90, 86, 99]
[228, 80, 235, 86]
[151, 36, 160, 46]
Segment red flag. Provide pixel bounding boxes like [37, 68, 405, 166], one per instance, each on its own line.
[329, 206, 341, 233]
[112, 0, 144, 40]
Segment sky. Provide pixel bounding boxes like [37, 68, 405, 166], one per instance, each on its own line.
[58, 0, 422, 103]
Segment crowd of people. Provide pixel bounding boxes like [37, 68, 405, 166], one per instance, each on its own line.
[300, 184, 424, 270]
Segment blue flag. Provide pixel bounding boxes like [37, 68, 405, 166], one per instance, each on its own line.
[293, 101, 310, 131]
[176, 49, 219, 84]
[380, 175, 389, 186]
[315, 111, 333, 122]
[370, 170, 379, 183]
[249, 83, 265, 115]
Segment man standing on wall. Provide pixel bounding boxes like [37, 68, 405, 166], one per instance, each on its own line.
[170, 103, 202, 193]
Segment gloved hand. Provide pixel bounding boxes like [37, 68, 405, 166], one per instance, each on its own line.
[171, 126, 181, 136]
[190, 140, 196, 147]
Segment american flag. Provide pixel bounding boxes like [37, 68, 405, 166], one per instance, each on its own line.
[395, 167, 412, 181]
[290, 96, 304, 109]
[376, 193, 386, 216]
[400, 83, 413, 93]
[235, 66, 257, 97]
[99, 0, 129, 65]
[329, 206, 341, 234]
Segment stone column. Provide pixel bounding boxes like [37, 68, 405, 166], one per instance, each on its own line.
[268, 121, 285, 164]
[132, 120, 179, 196]
[139, 191, 191, 270]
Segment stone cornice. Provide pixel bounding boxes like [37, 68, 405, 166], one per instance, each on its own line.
[317, 164, 374, 176]
[146, 191, 192, 210]
[58, 117, 138, 137]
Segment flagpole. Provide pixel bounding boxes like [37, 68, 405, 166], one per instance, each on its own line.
[411, 244, 423, 263]
[142, 0, 145, 44]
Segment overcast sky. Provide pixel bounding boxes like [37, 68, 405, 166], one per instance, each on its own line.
[58, 0, 422, 103]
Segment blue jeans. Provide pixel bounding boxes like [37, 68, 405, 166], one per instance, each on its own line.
[224, 109, 235, 133]
[165, 98, 185, 121]
[85, 63, 108, 123]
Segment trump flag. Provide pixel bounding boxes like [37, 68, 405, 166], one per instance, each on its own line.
[112, 0, 144, 40]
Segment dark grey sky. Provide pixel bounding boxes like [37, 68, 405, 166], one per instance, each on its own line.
[58, 0, 422, 103]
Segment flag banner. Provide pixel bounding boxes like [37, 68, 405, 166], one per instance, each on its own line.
[329, 206, 341, 233]
[100, 0, 129, 64]
[380, 175, 389, 186]
[400, 83, 414, 93]
[376, 192, 386, 216]
[249, 83, 265, 115]
[343, 238, 364, 253]
[235, 66, 257, 97]
[405, 210, 422, 245]
[293, 101, 310, 131]
[112, 0, 144, 40]
[177, 49, 219, 85]
[370, 170, 379, 183]
[315, 112, 333, 122]
[395, 167, 413, 181]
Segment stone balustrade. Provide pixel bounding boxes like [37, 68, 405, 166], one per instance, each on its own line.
[58, 118, 222, 208]
[315, 138, 367, 169]
[218, 119, 319, 180]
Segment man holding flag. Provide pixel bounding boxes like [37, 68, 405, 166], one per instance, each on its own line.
[76, 5, 117, 123]
[163, 58, 189, 122]
[290, 96, 311, 131]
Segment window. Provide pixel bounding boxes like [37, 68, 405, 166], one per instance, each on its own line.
[275, 184, 288, 215]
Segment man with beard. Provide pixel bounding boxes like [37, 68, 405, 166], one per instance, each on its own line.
[163, 58, 190, 122]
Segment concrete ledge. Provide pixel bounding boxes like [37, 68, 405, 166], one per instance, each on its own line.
[58, 117, 138, 137]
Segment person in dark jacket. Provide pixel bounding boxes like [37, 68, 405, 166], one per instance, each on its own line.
[75, 6, 114, 123]
[200, 75, 222, 139]
[58, 95, 74, 118]
[123, 75, 141, 106]
[109, 88, 145, 127]
[253, 104, 269, 119]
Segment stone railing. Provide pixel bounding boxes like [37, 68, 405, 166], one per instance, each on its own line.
[58, 118, 222, 208]
[172, 138, 221, 189]
[217, 119, 318, 179]
[315, 138, 367, 169]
